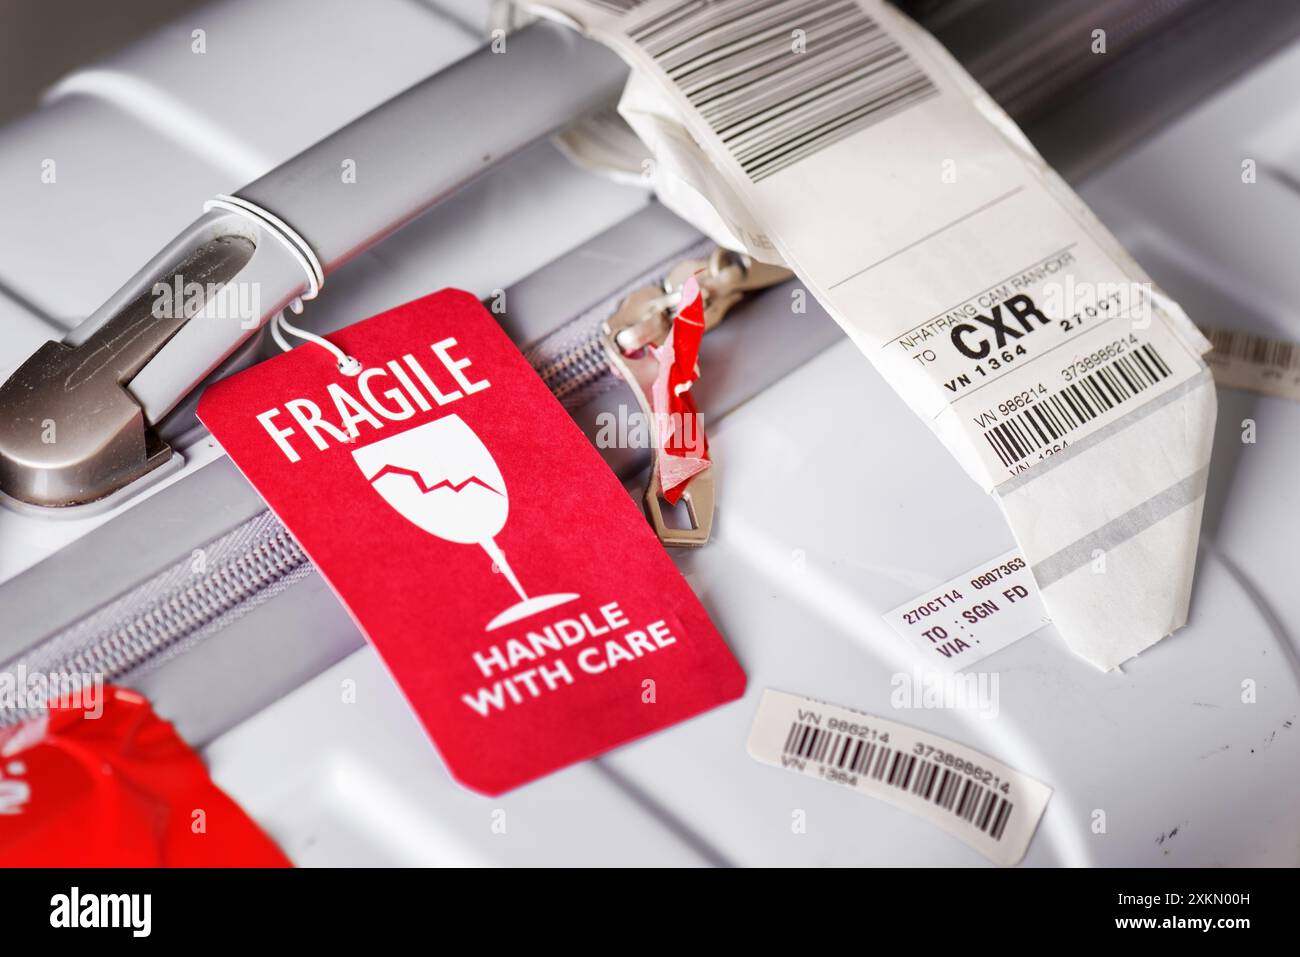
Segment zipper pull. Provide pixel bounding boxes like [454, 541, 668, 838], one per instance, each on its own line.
[602, 248, 791, 546]
[609, 248, 791, 354]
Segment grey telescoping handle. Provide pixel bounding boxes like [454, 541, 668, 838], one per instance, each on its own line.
[240, 23, 626, 273]
[0, 23, 628, 510]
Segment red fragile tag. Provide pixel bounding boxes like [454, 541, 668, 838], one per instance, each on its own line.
[198, 290, 745, 795]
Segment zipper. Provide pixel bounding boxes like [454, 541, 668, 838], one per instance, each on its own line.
[599, 246, 793, 545]
[0, 511, 311, 727]
[524, 236, 715, 408]
[0, 242, 790, 723]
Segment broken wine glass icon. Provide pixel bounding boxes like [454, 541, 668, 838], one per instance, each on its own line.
[352, 414, 578, 631]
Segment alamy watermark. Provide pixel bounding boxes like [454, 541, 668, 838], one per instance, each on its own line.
[152, 275, 262, 329]
[0, 666, 105, 721]
[890, 669, 1000, 720]
[1040, 276, 1153, 329]
[594, 405, 706, 453]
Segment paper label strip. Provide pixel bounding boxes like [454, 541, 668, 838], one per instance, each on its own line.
[883, 549, 1051, 670]
[747, 689, 1052, 866]
[1202, 325, 1300, 401]
[532, 0, 1217, 674]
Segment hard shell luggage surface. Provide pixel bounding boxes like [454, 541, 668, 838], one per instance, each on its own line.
[0, 0, 1297, 867]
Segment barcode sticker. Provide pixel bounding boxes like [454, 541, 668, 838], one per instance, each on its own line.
[747, 690, 1052, 866]
[981, 343, 1172, 469]
[1201, 325, 1300, 401]
[884, 548, 1050, 670]
[629, 0, 938, 181]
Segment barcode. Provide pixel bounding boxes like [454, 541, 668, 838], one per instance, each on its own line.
[1203, 326, 1300, 372]
[982, 343, 1172, 469]
[630, 0, 938, 181]
[783, 721, 1014, 840]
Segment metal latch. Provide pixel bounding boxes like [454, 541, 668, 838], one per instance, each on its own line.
[0, 236, 261, 509]
[602, 247, 791, 546]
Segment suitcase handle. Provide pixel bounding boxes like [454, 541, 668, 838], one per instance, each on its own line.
[0, 23, 627, 510]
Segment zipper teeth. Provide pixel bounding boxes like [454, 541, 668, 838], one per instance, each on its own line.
[65, 528, 307, 678]
[0, 515, 309, 727]
[1, 236, 717, 721]
[537, 336, 614, 402]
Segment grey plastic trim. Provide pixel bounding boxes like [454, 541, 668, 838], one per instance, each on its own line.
[240, 22, 629, 273]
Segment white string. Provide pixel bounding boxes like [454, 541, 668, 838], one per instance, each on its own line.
[203, 195, 323, 311]
[272, 312, 361, 376]
[268, 312, 294, 354]
[204, 193, 360, 375]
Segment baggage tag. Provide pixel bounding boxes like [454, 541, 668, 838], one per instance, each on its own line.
[198, 290, 746, 795]
[528, 0, 1218, 672]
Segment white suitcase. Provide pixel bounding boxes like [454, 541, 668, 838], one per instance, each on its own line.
[1, 0, 1297, 866]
